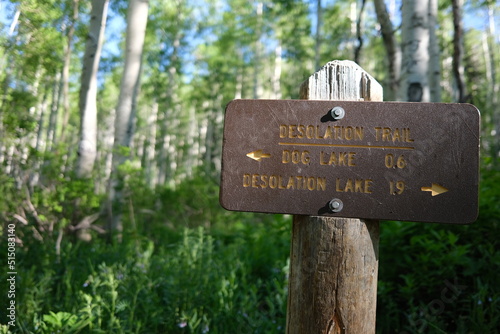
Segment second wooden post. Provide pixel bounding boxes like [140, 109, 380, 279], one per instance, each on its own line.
[286, 60, 383, 334]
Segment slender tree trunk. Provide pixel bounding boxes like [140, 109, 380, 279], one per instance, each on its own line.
[315, 0, 322, 70]
[157, 36, 179, 186]
[0, 9, 19, 70]
[398, 0, 430, 102]
[451, 0, 467, 103]
[485, 4, 499, 164]
[253, 2, 263, 99]
[272, 42, 282, 99]
[0, 15, 20, 163]
[235, 66, 243, 99]
[428, 0, 441, 102]
[212, 93, 224, 175]
[0, 70, 12, 165]
[486, 5, 497, 107]
[60, 0, 80, 143]
[75, 0, 109, 178]
[8, 9, 20, 35]
[157, 110, 169, 186]
[35, 84, 50, 154]
[349, 1, 357, 55]
[354, 0, 367, 65]
[185, 107, 199, 178]
[166, 117, 180, 182]
[108, 0, 149, 234]
[144, 99, 158, 188]
[96, 108, 115, 194]
[46, 72, 61, 152]
[29, 82, 50, 190]
[204, 115, 214, 175]
[374, 0, 401, 101]
[203, 90, 224, 177]
[5, 145, 15, 175]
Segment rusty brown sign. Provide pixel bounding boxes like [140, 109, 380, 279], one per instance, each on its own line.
[219, 99, 480, 224]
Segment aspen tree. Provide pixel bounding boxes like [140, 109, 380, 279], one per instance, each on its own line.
[399, 0, 430, 102]
[76, 0, 109, 178]
[108, 0, 149, 234]
[374, 0, 401, 101]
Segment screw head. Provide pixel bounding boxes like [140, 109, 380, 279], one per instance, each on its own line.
[329, 198, 343, 213]
[330, 106, 345, 120]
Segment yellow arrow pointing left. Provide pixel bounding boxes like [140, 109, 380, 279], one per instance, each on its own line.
[421, 183, 448, 196]
[246, 150, 271, 161]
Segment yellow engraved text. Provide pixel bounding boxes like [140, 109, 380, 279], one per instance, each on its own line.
[280, 124, 364, 141]
[335, 178, 373, 194]
[243, 174, 326, 191]
[319, 151, 356, 166]
[282, 150, 310, 164]
[389, 180, 405, 195]
[374, 127, 414, 142]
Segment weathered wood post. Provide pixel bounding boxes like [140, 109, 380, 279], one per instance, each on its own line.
[286, 60, 383, 333]
[220, 58, 479, 332]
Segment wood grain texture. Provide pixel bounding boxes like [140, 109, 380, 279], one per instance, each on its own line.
[286, 60, 382, 334]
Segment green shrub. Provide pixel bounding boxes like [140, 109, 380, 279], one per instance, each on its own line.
[2, 161, 499, 333]
[377, 164, 500, 333]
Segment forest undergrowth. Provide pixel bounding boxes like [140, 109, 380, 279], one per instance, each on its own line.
[0, 160, 499, 333]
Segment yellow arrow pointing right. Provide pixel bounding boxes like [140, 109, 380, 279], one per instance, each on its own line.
[421, 183, 448, 196]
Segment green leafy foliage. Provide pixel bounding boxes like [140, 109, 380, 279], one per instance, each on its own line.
[0, 173, 290, 333]
[1, 0, 500, 333]
[377, 162, 500, 333]
[2, 90, 38, 136]
[3, 159, 499, 333]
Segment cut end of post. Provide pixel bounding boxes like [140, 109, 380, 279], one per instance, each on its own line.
[300, 60, 383, 102]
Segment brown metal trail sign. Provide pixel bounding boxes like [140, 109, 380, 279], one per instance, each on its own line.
[220, 99, 480, 224]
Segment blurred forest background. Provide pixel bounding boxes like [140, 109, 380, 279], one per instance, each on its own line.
[0, 0, 499, 332]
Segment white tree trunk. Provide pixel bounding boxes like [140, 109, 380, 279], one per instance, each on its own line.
[272, 42, 282, 99]
[8, 9, 20, 35]
[60, 0, 79, 144]
[113, 0, 149, 151]
[374, 0, 401, 101]
[186, 107, 199, 178]
[96, 108, 115, 194]
[486, 5, 498, 107]
[252, 2, 263, 99]
[398, 0, 430, 102]
[452, 0, 466, 103]
[46, 71, 61, 152]
[75, 0, 109, 178]
[156, 113, 169, 186]
[109, 0, 149, 233]
[29, 82, 50, 189]
[314, 0, 322, 70]
[144, 100, 158, 188]
[485, 5, 499, 160]
[156, 37, 179, 185]
[354, 0, 367, 64]
[0, 12, 20, 164]
[428, 0, 441, 102]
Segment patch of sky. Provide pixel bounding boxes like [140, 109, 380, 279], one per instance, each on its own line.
[97, 5, 126, 87]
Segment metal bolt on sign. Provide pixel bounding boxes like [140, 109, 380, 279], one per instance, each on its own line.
[329, 198, 343, 213]
[330, 106, 345, 120]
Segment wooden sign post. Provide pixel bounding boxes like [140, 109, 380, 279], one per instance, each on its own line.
[286, 61, 382, 333]
[219, 60, 479, 332]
